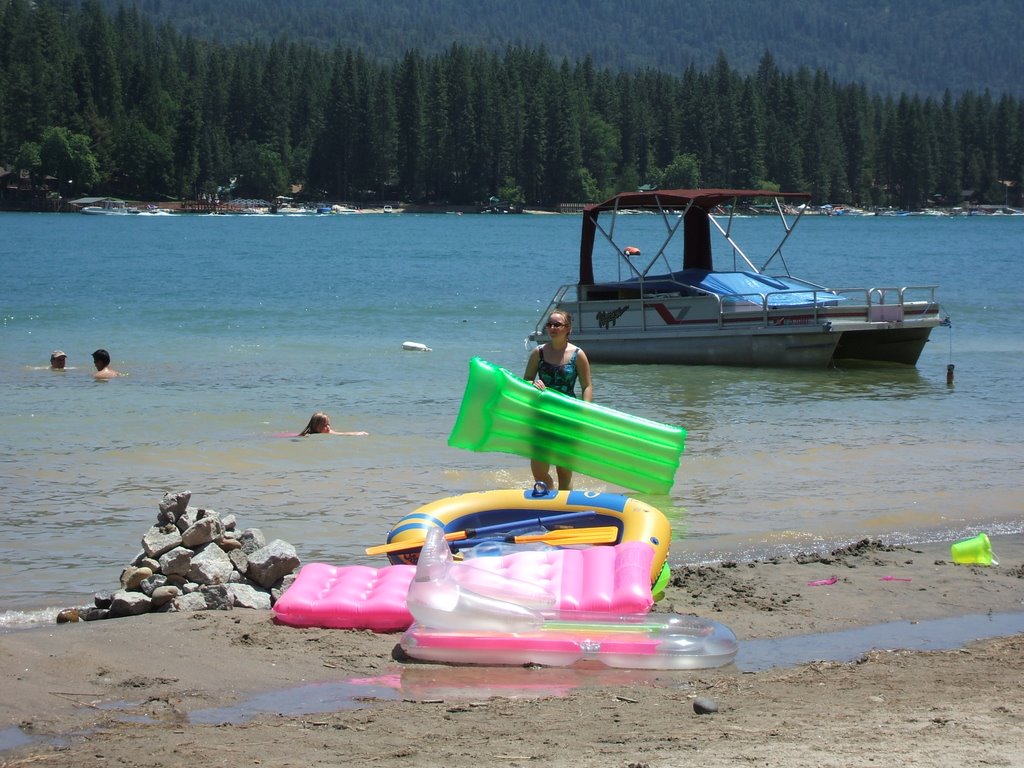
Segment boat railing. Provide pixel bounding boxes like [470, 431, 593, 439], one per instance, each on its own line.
[728, 285, 941, 327]
[535, 283, 942, 339]
[835, 285, 939, 303]
[716, 289, 841, 327]
[833, 285, 941, 321]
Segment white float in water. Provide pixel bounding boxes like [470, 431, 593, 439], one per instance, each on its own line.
[402, 341, 432, 352]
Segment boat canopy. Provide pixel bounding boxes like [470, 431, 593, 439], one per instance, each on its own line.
[595, 269, 844, 307]
[578, 189, 812, 285]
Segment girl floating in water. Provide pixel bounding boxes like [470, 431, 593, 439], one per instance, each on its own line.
[298, 412, 368, 436]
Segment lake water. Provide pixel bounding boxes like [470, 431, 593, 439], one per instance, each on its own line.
[2, 210, 1022, 626]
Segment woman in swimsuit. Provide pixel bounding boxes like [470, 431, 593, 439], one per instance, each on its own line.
[523, 310, 593, 490]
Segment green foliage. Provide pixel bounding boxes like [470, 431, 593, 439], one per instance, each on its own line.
[13, 141, 41, 183]
[39, 126, 100, 192]
[498, 179, 525, 206]
[98, 0, 1024, 99]
[662, 153, 702, 189]
[234, 141, 288, 199]
[0, 1, 1021, 210]
[116, 117, 173, 198]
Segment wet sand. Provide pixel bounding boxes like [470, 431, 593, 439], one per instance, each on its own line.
[2, 537, 1022, 767]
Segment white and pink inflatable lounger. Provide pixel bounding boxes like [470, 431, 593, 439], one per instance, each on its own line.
[398, 528, 738, 670]
[400, 613, 738, 670]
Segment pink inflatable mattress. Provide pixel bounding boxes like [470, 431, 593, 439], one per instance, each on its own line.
[273, 542, 656, 632]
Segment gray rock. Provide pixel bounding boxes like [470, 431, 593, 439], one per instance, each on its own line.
[238, 528, 266, 555]
[246, 539, 300, 589]
[276, 572, 297, 594]
[217, 535, 242, 552]
[228, 548, 249, 574]
[139, 573, 168, 596]
[142, 527, 182, 559]
[181, 515, 224, 548]
[150, 585, 181, 607]
[159, 490, 191, 516]
[270, 574, 297, 605]
[159, 546, 193, 577]
[157, 491, 191, 526]
[109, 589, 153, 617]
[225, 583, 272, 610]
[188, 543, 234, 585]
[175, 506, 198, 533]
[102, 493, 302, 620]
[693, 697, 719, 715]
[200, 585, 234, 610]
[120, 566, 153, 590]
[168, 592, 208, 612]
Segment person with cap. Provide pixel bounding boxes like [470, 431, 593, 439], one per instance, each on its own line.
[91, 349, 123, 379]
[49, 350, 67, 370]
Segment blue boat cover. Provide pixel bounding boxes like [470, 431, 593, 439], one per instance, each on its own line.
[605, 270, 843, 307]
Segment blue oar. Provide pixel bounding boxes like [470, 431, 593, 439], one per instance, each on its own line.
[460, 510, 598, 539]
[365, 510, 599, 555]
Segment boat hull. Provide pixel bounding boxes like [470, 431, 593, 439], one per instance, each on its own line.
[833, 326, 933, 365]
[570, 325, 840, 367]
[536, 294, 942, 368]
[568, 324, 936, 367]
[81, 206, 136, 215]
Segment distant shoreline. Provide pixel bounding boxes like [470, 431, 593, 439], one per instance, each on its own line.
[0, 199, 567, 215]
[3, 199, 1020, 216]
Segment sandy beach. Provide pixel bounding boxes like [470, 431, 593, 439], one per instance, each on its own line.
[2, 536, 1022, 767]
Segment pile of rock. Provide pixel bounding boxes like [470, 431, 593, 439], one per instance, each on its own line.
[58, 490, 300, 622]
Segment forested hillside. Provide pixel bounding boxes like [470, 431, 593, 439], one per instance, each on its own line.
[2, 0, 1022, 209]
[101, 0, 1024, 98]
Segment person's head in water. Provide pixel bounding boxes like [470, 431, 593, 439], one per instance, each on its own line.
[50, 350, 67, 370]
[297, 411, 368, 437]
[91, 348, 123, 379]
[299, 412, 333, 436]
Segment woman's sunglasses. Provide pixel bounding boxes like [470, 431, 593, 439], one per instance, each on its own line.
[545, 321, 566, 328]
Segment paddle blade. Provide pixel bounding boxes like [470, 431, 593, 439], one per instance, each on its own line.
[365, 529, 467, 556]
[513, 526, 620, 546]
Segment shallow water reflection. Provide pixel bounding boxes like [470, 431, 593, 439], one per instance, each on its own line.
[178, 611, 1024, 724]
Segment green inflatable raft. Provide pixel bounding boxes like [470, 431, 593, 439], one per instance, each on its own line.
[448, 357, 685, 493]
